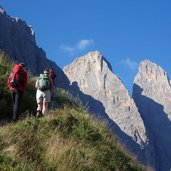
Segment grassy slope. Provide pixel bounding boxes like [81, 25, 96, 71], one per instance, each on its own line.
[0, 50, 37, 120]
[0, 51, 145, 171]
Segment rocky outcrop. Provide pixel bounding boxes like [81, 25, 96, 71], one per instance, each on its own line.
[133, 60, 171, 171]
[0, 6, 69, 88]
[64, 51, 154, 167]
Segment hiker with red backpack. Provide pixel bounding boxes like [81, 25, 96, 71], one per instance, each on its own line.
[35, 69, 54, 117]
[49, 68, 56, 86]
[7, 63, 27, 121]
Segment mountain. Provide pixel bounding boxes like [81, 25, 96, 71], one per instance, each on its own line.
[133, 60, 171, 171]
[63, 51, 154, 168]
[2, 5, 171, 170]
[0, 6, 69, 88]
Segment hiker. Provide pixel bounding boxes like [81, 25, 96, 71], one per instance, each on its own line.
[35, 69, 54, 117]
[49, 68, 56, 86]
[7, 63, 27, 121]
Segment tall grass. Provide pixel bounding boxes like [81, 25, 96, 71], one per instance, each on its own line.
[0, 107, 145, 171]
[0, 51, 14, 118]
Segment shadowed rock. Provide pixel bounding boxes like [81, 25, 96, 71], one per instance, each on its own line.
[133, 60, 171, 171]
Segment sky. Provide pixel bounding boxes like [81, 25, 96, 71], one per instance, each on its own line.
[1, 0, 171, 94]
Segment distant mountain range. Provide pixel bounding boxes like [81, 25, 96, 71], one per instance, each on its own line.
[1, 6, 171, 171]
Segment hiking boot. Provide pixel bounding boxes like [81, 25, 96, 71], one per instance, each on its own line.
[12, 114, 19, 122]
[36, 110, 42, 118]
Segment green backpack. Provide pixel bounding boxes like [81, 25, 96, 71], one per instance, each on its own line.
[38, 74, 50, 91]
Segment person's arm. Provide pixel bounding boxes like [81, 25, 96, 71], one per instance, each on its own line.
[7, 73, 12, 89]
[35, 79, 39, 89]
[23, 72, 27, 90]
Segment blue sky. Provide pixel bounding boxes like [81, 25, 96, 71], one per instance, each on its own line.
[1, 0, 171, 94]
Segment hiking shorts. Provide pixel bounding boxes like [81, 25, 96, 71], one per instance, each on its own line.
[36, 89, 51, 103]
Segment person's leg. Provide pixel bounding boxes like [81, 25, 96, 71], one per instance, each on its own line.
[10, 90, 16, 120]
[37, 102, 43, 111]
[42, 101, 49, 115]
[42, 90, 51, 115]
[37, 101, 43, 117]
[36, 90, 43, 117]
[13, 90, 23, 121]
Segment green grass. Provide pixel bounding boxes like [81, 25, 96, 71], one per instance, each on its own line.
[0, 107, 145, 171]
[0, 50, 146, 170]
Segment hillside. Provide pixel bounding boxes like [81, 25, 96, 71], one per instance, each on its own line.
[0, 51, 145, 170]
[0, 108, 146, 171]
[0, 50, 37, 121]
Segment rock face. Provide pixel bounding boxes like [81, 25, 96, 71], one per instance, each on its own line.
[0, 6, 69, 88]
[133, 60, 171, 171]
[64, 51, 154, 167]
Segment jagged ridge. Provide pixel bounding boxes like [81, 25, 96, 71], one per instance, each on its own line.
[133, 60, 171, 171]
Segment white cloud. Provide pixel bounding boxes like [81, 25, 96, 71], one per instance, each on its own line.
[120, 58, 138, 70]
[60, 39, 94, 55]
[60, 46, 74, 53]
[77, 39, 94, 50]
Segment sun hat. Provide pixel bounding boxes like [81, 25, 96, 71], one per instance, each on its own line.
[43, 70, 49, 74]
[19, 63, 25, 67]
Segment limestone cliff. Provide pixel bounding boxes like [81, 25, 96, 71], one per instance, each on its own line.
[133, 60, 171, 171]
[64, 51, 154, 167]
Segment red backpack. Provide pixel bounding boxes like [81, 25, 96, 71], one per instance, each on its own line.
[49, 70, 56, 80]
[10, 70, 25, 88]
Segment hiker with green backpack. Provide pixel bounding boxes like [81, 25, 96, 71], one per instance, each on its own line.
[35, 69, 54, 117]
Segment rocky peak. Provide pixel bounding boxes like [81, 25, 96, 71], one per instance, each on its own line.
[133, 60, 171, 115]
[133, 60, 171, 171]
[136, 60, 169, 86]
[0, 6, 6, 14]
[0, 7, 35, 43]
[64, 51, 154, 167]
[68, 51, 113, 72]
